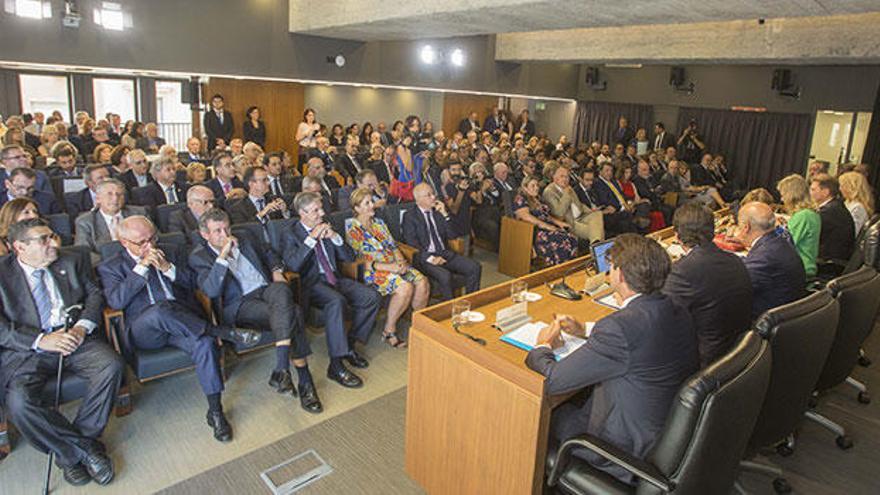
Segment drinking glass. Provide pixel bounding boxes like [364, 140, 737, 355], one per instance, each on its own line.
[511, 281, 528, 303]
[452, 300, 471, 326]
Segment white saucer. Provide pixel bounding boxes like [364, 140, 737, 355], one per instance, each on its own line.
[523, 292, 542, 302]
[463, 311, 486, 323]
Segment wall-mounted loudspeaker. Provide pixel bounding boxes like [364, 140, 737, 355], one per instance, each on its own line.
[181, 80, 201, 110]
[669, 67, 685, 87]
[771, 69, 791, 91]
[585, 66, 599, 86]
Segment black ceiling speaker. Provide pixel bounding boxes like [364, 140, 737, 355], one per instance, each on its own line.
[585, 66, 599, 85]
[771, 69, 792, 91]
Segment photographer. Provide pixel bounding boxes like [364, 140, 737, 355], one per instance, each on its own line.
[677, 119, 706, 164]
[470, 162, 501, 250]
[441, 162, 481, 238]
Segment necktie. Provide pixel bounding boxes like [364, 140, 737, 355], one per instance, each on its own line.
[607, 179, 627, 208]
[222, 181, 231, 194]
[32, 269, 54, 331]
[166, 186, 176, 204]
[425, 211, 443, 252]
[109, 215, 120, 240]
[217, 111, 223, 124]
[272, 178, 282, 196]
[256, 198, 265, 212]
[146, 267, 168, 304]
[314, 240, 338, 286]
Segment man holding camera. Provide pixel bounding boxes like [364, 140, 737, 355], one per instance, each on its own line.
[677, 119, 706, 165]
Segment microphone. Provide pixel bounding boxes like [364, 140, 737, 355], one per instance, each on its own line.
[547, 260, 586, 301]
[63, 304, 84, 330]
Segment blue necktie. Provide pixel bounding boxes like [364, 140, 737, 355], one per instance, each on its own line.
[146, 267, 168, 303]
[32, 269, 54, 332]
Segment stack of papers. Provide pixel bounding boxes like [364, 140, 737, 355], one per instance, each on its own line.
[594, 293, 622, 310]
[500, 321, 589, 361]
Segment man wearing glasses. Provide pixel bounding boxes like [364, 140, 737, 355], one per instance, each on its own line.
[118, 149, 154, 191]
[97, 216, 260, 442]
[1, 167, 63, 215]
[169, 185, 215, 237]
[0, 144, 53, 195]
[0, 218, 123, 487]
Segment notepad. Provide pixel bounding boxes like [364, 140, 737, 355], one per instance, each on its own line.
[594, 293, 622, 310]
[500, 321, 588, 361]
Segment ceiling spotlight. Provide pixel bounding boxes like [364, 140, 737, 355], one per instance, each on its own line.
[450, 48, 465, 67]
[420, 45, 436, 65]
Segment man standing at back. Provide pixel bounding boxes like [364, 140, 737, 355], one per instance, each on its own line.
[662, 203, 753, 367]
[203, 94, 234, 151]
[527, 234, 698, 484]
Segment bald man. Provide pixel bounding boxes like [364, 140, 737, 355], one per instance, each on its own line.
[735, 202, 806, 320]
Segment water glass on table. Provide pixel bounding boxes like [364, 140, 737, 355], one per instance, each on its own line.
[511, 281, 528, 303]
[452, 300, 471, 326]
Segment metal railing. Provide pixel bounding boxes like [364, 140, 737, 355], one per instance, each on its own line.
[156, 122, 193, 151]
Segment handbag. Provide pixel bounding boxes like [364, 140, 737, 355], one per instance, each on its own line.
[390, 154, 416, 201]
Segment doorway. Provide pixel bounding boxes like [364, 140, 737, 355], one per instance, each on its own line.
[808, 110, 873, 175]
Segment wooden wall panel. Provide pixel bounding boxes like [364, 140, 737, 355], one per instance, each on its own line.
[203, 78, 305, 157]
[442, 94, 500, 137]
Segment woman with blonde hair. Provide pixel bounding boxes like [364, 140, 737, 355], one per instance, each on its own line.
[0, 198, 40, 256]
[776, 174, 820, 277]
[838, 171, 875, 236]
[92, 143, 114, 164]
[186, 162, 208, 185]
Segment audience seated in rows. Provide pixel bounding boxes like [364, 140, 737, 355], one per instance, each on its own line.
[74, 179, 145, 263]
[514, 176, 578, 265]
[776, 174, 821, 277]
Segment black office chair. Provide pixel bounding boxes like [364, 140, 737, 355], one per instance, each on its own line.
[327, 209, 353, 236]
[801, 266, 880, 449]
[546, 331, 771, 495]
[46, 212, 74, 246]
[738, 290, 839, 493]
[155, 203, 187, 233]
[375, 202, 413, 242]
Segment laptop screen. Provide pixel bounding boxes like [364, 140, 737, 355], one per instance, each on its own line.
[591, 239, 615, 274]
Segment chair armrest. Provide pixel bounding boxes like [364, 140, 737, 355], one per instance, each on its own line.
[449, 237, 465, 256]
[102, 308, 124, 355]
[195, 290, 216, 325]
[548, 434, 672, 492]
[398, 243, 417, 264]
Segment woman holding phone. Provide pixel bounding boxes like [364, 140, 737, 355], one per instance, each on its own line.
[295, 108, 320, 169]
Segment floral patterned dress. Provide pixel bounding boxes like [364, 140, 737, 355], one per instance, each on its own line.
[345, 217, 424, 295]
[513, 194, 577, 265]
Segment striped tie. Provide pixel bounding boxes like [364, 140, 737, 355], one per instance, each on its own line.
[32, 269, 54, 332]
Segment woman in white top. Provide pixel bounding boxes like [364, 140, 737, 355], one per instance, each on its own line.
[295, 108, 320, 167]
[838, 171, 875, 236]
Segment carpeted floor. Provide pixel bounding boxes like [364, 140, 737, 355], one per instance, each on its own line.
[158, 388, 421, 495]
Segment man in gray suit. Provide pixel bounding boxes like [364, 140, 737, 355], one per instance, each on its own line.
[541, 161, 604, 243]
[168, 185, 215, 238]
[75, 179, 145, 263]
[526, 234, 698, 484]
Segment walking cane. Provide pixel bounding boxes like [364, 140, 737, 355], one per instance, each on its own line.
[42, 304, 83, 495]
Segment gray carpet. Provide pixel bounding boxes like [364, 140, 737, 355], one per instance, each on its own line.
[159, 388, 423, 494]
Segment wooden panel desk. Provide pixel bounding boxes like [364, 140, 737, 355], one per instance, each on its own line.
[404, 214, 726, 494]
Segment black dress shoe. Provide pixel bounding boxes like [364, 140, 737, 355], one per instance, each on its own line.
[62, 463, 92, 486]
[326, 365, 363, 388]
[343, 349, 369, 369]
[212, 326, 261, 346]
[298, 381, 323, 413]
[81, 451, 114, 485]
[269, 370, 298, 396]
[206, 410, 233, 442]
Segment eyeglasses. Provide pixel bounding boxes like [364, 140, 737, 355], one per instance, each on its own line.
[191, 198, 215, 206]
[5, 154, 27, 161]
[121, 234, 157, 248]
[21, 233, 59, 245]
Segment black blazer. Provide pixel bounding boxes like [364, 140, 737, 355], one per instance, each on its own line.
[458, 118, 480, 136]
[818, 197, 855, 262]
[206, 176, 244, 201]
[46, 165, 83, 178]
[65, 187, 95, 216]
[663, 243, 753, 367]
[0, 253, 104, 388]
[0, 190, 62, 215]
[242, 120, 266, 148]
[369, 159, 395, 185]
[132, 181, 188, 209]
[743, 230, 806, 321]
[335, 154, 364, 181]
[118, 169, 154, 191]
[203, 110, 234, 148]
[177, 152, 207, 166]
[168, 208, 200, 236]
[526, 294, 698, 483]
[689, 164, 715, 188]
[226, 194, 287, 225]
[280, 220, 355, 310]
[308, 148, 334, 170]
[402, 207, 455, 265]
[267, 174, 296, 197]
[652, 131, 676, 151]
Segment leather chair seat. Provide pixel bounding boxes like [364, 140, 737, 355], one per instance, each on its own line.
[131, 347, 196, 381]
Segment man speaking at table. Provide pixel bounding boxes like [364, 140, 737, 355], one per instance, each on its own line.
[525, 234, 699, 484]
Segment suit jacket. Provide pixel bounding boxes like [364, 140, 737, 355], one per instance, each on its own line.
[335, 154, 365, 181]
[0, 190, 62, 215]
[118, 169, 154, 191]
[177, 151, 207, 165]
[226, 194, 287, 225]
[458, 118, 480, 136]
[689, 164, 715, 188]
[575, 183, 600, 209]
[543, 184, 591, 225]
[189, 233, 280, 325]
[203, 110, 234, 148]
[526, 294, 698, 483]
[168, 208, 200, 236]
[369, 159, 394, 185]
[743, 230, 807, 321]
[818, 197, 856, 262]
[132, 181, 188, 208]
[74, 206, 146, 259]
[593, 177, 626, 210]
[632, 175, 659, 205]
[46, 165, 83, 178]
[662, 243, 753, 367]
[0, 168, 52, 195]
[614, 126, 634, 146]
[0, 253, 104, 388]
[135, 136, 166, 152]
[483, 115, 502, 135]
[206, 176, 244, 200]
[652, 131, 675, 151]
[308, 148, 335, 171]
[280, 220, 355, 309]
[267, 174, 296, 197]
[402, 207, 455, 265]
[66, 187, 95, 216]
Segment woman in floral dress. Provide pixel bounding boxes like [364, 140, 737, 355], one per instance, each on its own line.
[513, 176, 578, 265]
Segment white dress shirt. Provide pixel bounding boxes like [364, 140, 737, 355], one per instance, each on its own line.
[20, 260, 98, 350]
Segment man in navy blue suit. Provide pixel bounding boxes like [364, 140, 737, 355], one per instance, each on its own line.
[190, 208, 322, 414]
[592, 162, 636, 235]
[1, 144, 52, 195]
[281, 192, 380, 389]
[402, 183, 481, 301]
[1, 167, 62, 215]
[97, 216, 259, 442]
[736, 202, 806, 320]
[526, 234, 698, 484]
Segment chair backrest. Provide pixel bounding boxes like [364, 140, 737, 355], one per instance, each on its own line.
[377, 201, 413, 242]
[46, 213, 73, 246]
[62, 191, 81, 217]
[748, 290, 839, 450]
[861, 215, 880, 271]
[231, 222, 268, 249]
[158, 231, 186, 247]
[328, 209, 353, 237]
[131, 185, 152, 206]
[843, 213, 880, 274]
[815, 266, 880, 391]
[99, 240, 124, 261]
[266, 217, 295, 255]
[501, 189, 515, 217]
[647, 332, 771, 495]
[155, 203, 187, 233]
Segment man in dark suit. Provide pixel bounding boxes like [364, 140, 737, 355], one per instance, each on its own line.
[370, 145, 396, 185]
[74, 179, 146, 264]
[614, 116, 634, 146]
[117, 149, 153, 192]
[1, 144, 53, 195]
[97, 216, 259, 442]
[652, 122, 675, 152]
[67, 163, 110, 217]
[662, 204, 753, 367]
[306, 157, 340, 199]
[169, 185, 215, 237]
[403, 183, 481, 301]
[592, 162, 636, 235]
[46, 146, 83, 178]
[131, 158, 188, 209]
[458, 112, 481, 136]
[301, 176, 335, 214]
[736, 202, 806, 321]
[205, 152, 244, 203]
[689, 153, 716, 189]
[226, 166, 290, 225]
[1, 219, 123, 486]
[308, 137, 335, 172]
[190, 209, 322, 413]
[177, 137, 207, 165]
[632, 160, 673, 224]
[810, 174, 856, 266]
[483, 107, 502, 137]
[527, 234, 698, 484]
[203, 94, 234, 152]
[1, 167, 62, 215]
[334, 140, 365, 183]
[281, 192, 381, 389]
[264, 152, 297, 197]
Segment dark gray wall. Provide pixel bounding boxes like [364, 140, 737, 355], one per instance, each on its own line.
[577, 64, 880, 128]
[0, 0, 577, 98]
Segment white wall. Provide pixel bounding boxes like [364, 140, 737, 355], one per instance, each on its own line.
[304, 85, 444, 129]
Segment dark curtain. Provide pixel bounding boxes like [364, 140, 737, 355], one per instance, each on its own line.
[864, 81, 880, 193]
[0, 69, 21, 118]
[138, 77, 157, 123]
[70, 74, 94, 115]
[676, 107, 812, 191]
[574, 101, 653, 147]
